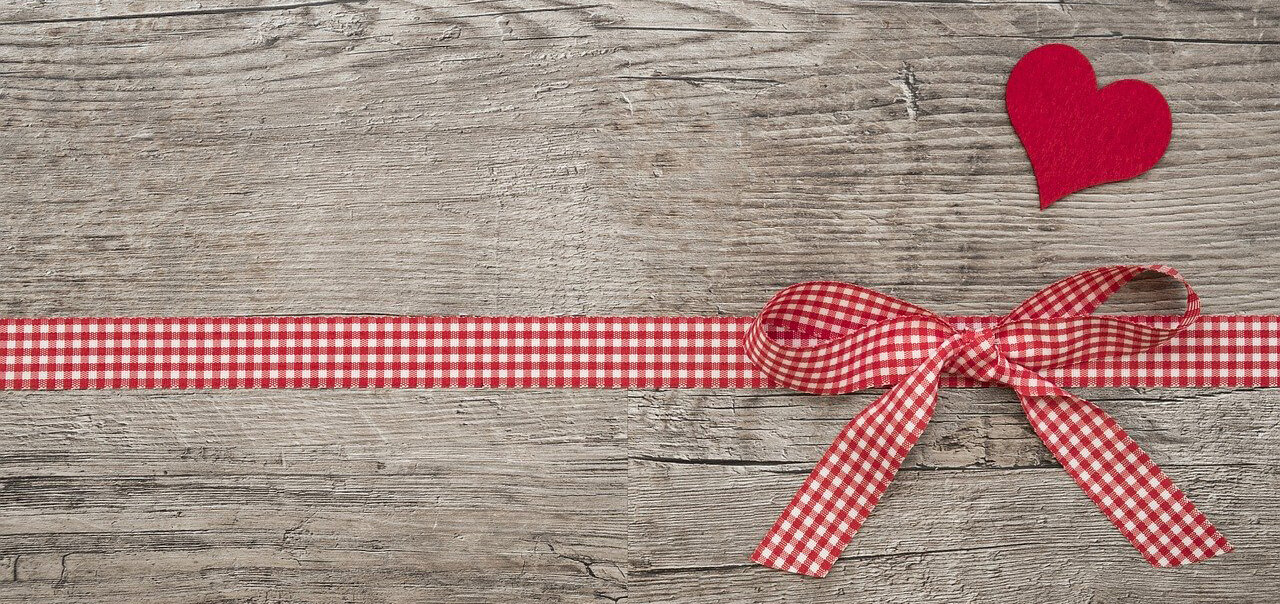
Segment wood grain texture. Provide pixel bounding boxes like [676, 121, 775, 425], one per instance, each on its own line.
[0, 0, 1277, 601]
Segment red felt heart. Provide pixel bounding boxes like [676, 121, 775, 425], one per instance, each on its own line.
[1006, 44, 1172, 209]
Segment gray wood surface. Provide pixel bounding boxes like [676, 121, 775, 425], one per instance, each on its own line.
[1, 0, 1277, 601]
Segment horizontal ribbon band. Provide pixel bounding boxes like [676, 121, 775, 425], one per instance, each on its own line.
[1, 315, 1277, 390]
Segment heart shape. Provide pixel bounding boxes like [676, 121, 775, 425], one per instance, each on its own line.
[1006, 44, 1172, 209]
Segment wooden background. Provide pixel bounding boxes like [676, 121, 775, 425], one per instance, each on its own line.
[1, 0, 1277, 601]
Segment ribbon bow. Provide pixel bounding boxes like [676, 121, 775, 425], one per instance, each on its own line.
[743, 265, 1232, 577]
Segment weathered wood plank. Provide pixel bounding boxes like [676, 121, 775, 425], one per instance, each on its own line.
[629, 539, 1279, 604]
[0, 2, 1276, 316]
[628, 389, 1280, 600]
[0, 391, 626, 602]
[630, 388, 1280, 467]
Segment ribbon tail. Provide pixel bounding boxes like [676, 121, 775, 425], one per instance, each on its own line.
[751, 353, 949, 577]
[1018, 389, 1233, 566]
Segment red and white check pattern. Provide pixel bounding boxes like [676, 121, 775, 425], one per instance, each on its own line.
[745, 265, 1239, 577]
[0, 317, 759, 390]
[2, 315, 1276, 390]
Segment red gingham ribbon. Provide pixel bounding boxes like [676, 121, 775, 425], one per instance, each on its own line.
[1, 315, 1274, 389]
[744, 265, 1234, 577]
[2, 266, 1276, 578]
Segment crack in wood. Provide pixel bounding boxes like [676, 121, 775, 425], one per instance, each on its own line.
[949, 32, 1280, 47]
[447, 4, 604, 20]
[617, 75, 784, 86]
[0, 0, 365, 26]
[595, 25, 811, 35]
[892, 63, 922, 122]
[635, 541, 1046, 576]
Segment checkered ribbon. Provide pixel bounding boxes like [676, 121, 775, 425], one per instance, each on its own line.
[1, 266, 1275, 578]
[744, 265, 1235, 577]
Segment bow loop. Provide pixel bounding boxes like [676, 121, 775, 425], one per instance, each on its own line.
[1002, 264, 1200, 325]
[745, 280, 954, 395]
[994, 265, 1202, 371]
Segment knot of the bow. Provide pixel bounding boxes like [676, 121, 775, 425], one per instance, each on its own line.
[945, 328, 1006, 383]
[744, 264, 1201, 395]
[743, 265, 1230, 578]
